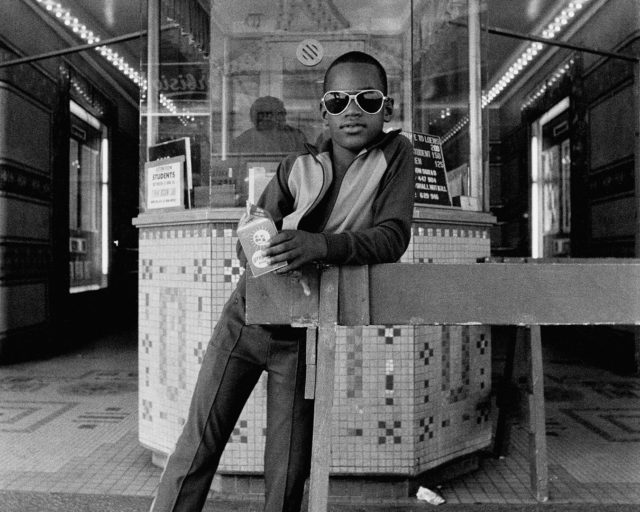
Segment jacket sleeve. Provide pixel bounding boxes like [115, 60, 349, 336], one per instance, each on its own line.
[235, 155, 297, 263]
[322, 134, 415, 265]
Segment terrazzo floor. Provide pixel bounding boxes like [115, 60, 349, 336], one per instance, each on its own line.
[1, 328, 639, 509]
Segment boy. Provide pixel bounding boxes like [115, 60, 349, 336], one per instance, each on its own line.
[150, 51, 415, 512]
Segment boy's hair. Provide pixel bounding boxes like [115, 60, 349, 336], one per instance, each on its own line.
[323, 51, 388, 95]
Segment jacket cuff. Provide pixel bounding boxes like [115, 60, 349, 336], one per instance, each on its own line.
[322, 232, 349, 263]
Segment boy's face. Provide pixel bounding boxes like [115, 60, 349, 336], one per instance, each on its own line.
[322, 62, 393, 156]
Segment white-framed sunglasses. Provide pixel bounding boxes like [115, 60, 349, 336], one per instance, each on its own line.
[321, 89, 389, 115]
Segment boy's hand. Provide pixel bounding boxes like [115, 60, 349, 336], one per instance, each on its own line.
[264, 230, 327, 273]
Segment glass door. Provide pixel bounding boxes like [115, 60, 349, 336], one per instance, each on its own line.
[68, 101, 110, 293]
[531, 97, 571, 258]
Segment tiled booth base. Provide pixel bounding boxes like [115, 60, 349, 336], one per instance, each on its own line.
[134, 207, 495, 495]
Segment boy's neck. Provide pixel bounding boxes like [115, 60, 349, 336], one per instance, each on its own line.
[330, 144, 359, 175]
[329, 131, 387, 173]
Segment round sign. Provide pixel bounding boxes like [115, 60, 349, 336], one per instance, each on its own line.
[252, 250, 269, 269]
[296, 39, 324, 67]
[252, 229, 271, 247]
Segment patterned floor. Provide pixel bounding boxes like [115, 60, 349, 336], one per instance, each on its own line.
[1, 329, 639, 507]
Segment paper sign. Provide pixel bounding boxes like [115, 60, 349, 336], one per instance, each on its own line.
[145, 156, 186, 210]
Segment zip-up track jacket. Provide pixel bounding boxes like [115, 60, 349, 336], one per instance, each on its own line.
[250, 129, 415, 266]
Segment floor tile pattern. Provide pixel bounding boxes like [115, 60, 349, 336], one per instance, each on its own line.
[1, 334, 640, 505]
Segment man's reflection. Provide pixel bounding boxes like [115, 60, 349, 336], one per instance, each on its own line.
[231, 96, 307, 154]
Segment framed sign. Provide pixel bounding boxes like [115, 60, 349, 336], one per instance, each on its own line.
[402, 131, 452, 206]
[145, 156, 186, 210]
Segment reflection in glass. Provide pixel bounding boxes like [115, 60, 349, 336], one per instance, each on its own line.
[230, 96, 308, 154]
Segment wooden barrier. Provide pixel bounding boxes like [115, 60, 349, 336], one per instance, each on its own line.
[246, 261, 640, 509]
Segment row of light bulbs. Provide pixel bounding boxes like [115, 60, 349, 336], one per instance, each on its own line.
[482, 1, 588, 108]
[35, 0, 191, 124]
[71, 76, 105, 115]
[521, 59, 575, 111]
[445, 0, 591, 142]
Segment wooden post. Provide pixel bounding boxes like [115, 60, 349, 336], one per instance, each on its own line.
[527, 325, 549, 502]
[305, 327, 317, 399]
[634, 61, 640, 373]
[493, 327, 520, 457]
[308, 267, 340, 512]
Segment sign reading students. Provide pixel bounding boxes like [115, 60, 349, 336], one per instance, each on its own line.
[402, 131, 452, 206]
[145, 156, 186, 210]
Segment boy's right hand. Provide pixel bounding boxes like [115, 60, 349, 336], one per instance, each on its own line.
[264, 230, 327, 273]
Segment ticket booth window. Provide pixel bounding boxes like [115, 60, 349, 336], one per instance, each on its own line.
[141, 0, 487, 212]
[69, 101, 110, 293]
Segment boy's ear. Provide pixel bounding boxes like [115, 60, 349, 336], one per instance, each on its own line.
[320, 102, 329, 126]
[383, 97, 394, 122]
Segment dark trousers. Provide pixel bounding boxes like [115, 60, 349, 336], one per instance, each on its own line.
[150, 283, 313, 512]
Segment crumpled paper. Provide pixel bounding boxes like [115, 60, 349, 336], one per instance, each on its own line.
[416, 486, 445, 505]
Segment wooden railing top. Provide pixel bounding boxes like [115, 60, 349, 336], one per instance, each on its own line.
[246, 260, 640, 327]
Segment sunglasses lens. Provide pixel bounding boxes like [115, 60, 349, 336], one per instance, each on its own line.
[323, 92, 350, 114]
[356, 90, 384, 113]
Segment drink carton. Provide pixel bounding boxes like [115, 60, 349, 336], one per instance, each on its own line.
[237, 202, 287, 277]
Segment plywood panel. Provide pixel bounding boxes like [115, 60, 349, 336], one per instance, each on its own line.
[589, 85, 634, 169]
[0, 85, 51, 171]
[0, 283, 47, 332]
[0, 197, 50, 239]
[591, 196, 635, 239]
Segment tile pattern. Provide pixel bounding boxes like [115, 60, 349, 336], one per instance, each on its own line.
[137, 219, 492, 475]
[1, 335, 640, 504]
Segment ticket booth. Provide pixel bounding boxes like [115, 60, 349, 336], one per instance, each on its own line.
[134, 0, 495, 496]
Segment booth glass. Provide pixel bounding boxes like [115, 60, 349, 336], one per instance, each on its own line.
[140, 0, 488, 212]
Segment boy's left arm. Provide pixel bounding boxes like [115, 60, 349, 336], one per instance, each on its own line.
[321, 137, 415, 266]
